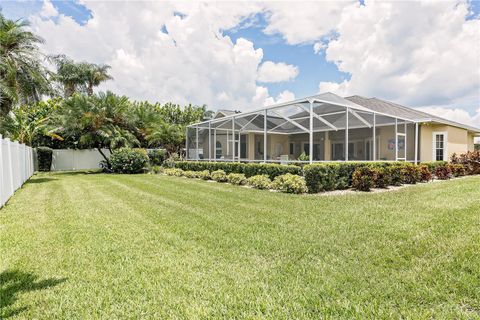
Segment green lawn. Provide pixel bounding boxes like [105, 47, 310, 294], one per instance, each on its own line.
[1, 172, 480, 319]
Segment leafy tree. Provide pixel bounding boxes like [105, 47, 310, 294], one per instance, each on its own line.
[84, 63, 112, 96]
[146, 121, 184, 154]
[52, 92, 138, 166]
[0, 14, 51, 115]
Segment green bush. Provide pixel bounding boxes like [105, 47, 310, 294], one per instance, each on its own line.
[297, 152, 309, 161]
[151, 166, 163, 174]
[352, 167, 377, 191]
[211, 170, 227, 182]
[196, 170, 211, 180]
[110, 148, 149, 174]
[164, 153, 182, 168]
[449, 164, 466, 177]
[303, 163, 349, 193]
[164, 168, 184, 177]
[183, 170, 198, 179]
[247, 174, 271, 190]
[421, 161, 448, 173]
[147, 149, 166, 166]
[227, 173, 247, 185]
[385, 165, 403, 186]
[374, 168, 390, 188]
[419, 165, 432, 182]
[173, 161, 301, 179]
[271, 173, 308, 194]
[37, 146, 53, 171]
[400, 164, 421, 184]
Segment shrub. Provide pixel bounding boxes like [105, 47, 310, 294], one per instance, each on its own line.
[449, 164, 466, 177]
[151, 166, 163, 174]
[271, 173, 308, 194]
[385, 165, 403, 186]
[110, 148, 149, 174]
[196, 170, 211, 180]
[227, 173, 247, 185]
[373, 168, 390, 188]
[434, 164, 452, 180]
[211, 170, 227, 182]
[451, 151, 480, 175]
[352, 167, 377, 191]
[147, 149, 166, 166]
[421, 161, 448, 173]
[303, 163, 349, 193]
[164, 168, 184, 177]
[164, 153, 182, 168]
[37, 146, 53, 171]
[400, 164, 421, 184]
[173, 161, 301, 179]
[183, 170, 198, 179]
[418, 165, 432, 182]
[247, 174, 271, 190]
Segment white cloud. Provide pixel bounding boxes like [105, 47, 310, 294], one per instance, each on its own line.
[318, 0, 480, 109]
[27, 1, 280, 111]
[263, 1, 355, 45]
[257, 61, 299, 83]
[275, 90, 295, 103]
[313, 42, 326, 54]
[40, 0, 57, 18]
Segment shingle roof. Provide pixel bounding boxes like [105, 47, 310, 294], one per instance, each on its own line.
[346, 95, 480, 133]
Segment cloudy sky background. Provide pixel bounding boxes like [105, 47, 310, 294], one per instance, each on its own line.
[1, 0, 480, 130]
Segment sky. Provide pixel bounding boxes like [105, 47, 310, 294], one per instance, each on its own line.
[1, 0, 480, 131]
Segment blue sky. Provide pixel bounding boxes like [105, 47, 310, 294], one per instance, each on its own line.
[0, 0, 479, 128]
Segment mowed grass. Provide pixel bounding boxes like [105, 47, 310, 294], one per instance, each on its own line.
[1, 172, 480, 319]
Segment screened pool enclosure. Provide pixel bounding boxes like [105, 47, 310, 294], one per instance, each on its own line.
[186, 93, 419, 164]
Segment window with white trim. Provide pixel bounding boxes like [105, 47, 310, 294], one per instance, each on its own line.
[433, 133, 446, 161]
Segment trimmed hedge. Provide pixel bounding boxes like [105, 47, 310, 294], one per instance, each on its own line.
[247, 175, 272, 190]
[37, 147, 53, 172]
[303, 162, 408, 193]
[173, 161, 301, 180]
[272, 173, 308, 194]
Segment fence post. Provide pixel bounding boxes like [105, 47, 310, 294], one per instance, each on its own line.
[6, 138, 14, 199]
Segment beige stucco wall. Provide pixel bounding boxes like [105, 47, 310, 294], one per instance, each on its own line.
[419, 123, 473, 162]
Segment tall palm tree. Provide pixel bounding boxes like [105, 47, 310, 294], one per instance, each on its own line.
[84, 63, 112, 96]
[51, 56, 112, 97]
[0, 14, 51, 115]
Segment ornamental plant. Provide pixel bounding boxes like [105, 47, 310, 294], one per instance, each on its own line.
[434, 164, 452, 180]
[271, 173, 308, 194]
[247, 175, 272, 190]
[196, 170, 210, 180]
[227, 173, 247, 185]
[109, 148, 149, 174]
[449, 164, 466, 177]
[211, 170, 227, 182]
[164, 168, 184, 177]
[400, 164, 421, 184]
[183, 170, 198, 179]
[418, 165, 432, 182]
[352, 167, 377, 191]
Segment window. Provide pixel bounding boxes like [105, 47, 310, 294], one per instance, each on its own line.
[433, 132, 447, 161]
[216, 141, 222, 159]
[289, 143, 294, 155]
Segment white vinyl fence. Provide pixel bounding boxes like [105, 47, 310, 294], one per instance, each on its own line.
[0, 134, 34, 208]
[50, 149, 111, 171]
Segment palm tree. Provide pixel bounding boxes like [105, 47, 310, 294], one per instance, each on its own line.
[52, 92, 138, 167]
[146, 121, 184, 154]
[51, 56, 112, 97]
[0, 14, 51, 115]
[84, 63, 112, 96]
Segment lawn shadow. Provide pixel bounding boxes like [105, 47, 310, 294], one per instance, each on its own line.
[0, 270, 67, 319]
[25, 177, 58, 184]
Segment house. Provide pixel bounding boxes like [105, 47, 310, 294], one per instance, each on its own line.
[186, 92, 479, 163]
